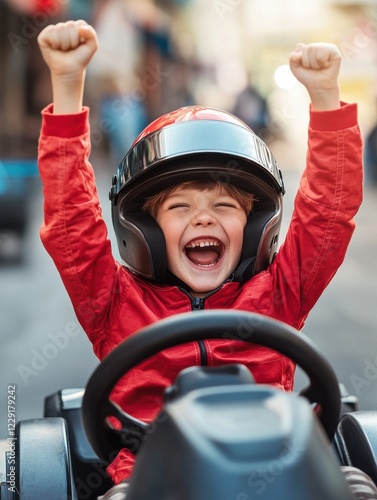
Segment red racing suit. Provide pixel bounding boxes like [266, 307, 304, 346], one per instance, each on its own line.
[38, 102, 362, 483]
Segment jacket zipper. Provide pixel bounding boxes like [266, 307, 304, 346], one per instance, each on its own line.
[191, 296, 207, 366]
[178, 280, 233, 366]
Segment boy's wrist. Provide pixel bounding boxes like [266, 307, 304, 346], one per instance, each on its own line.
[308, 87, 340, 111]
[51, 72, 85, 114]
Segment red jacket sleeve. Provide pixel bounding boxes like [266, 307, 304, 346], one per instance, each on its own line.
[270, 102, 363, 328]
[38, 105, 122, 346]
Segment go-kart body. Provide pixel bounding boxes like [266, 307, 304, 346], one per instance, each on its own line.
[1, 311, 377, 499]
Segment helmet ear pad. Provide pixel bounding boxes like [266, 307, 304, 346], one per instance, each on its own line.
[113, 212, 166, 282]
[235, 205, 282, 282]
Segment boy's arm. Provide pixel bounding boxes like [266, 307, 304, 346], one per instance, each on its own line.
[37, 21, 119, 345]
[274, 103, 361, 325]
[37, 20, 98, 114]
[269, 43, 362, 329]
[289, 42, 341, 111]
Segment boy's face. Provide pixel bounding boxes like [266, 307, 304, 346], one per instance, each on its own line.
[155, 185, 248, 296]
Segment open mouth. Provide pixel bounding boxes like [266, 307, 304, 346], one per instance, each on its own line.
[184, 238, 224, 267]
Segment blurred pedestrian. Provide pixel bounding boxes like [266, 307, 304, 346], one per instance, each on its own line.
[232, 77, 271, 141]
[89, 0, 170, 161]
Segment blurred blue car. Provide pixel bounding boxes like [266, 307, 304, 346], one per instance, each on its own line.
[0, 159, 38, 260]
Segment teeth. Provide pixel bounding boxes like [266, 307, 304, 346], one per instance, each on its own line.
[186, 239, 220, 248]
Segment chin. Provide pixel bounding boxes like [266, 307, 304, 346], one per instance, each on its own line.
[175, 266, 231, 295]
[187, 278, 225, 295]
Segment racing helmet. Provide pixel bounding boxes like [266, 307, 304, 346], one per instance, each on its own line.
[109, 106, 285, 283]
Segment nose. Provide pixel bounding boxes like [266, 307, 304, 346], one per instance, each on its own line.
[191, 209, 217, 227]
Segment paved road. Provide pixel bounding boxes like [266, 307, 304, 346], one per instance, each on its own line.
[0, 165, 376, 438]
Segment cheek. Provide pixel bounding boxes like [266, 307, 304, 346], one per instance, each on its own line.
[226, 216, 247, 239]
[160, 221, 184, 272]
[227, 220, 246, 256]
[158, 216, 182, 248]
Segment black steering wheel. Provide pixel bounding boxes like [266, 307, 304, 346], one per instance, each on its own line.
[82, 310, 341, 463]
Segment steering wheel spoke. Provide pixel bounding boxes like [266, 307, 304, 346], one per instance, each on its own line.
[102, 400, 149, 455]
[299, 383, 321, 403]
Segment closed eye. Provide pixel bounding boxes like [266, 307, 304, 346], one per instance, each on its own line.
[214, 203, 239, 209]
[167, 203, 190, 210]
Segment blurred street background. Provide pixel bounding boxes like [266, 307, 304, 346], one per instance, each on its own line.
[1, 0, 377, 437]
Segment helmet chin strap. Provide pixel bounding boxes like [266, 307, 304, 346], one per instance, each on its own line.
[164, 271, 193, 291]
[233, 257, 256, 283]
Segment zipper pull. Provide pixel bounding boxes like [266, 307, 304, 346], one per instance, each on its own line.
[192, 297, 204, 310]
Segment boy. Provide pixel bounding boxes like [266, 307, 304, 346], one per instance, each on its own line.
[37, 20, 362, 487]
